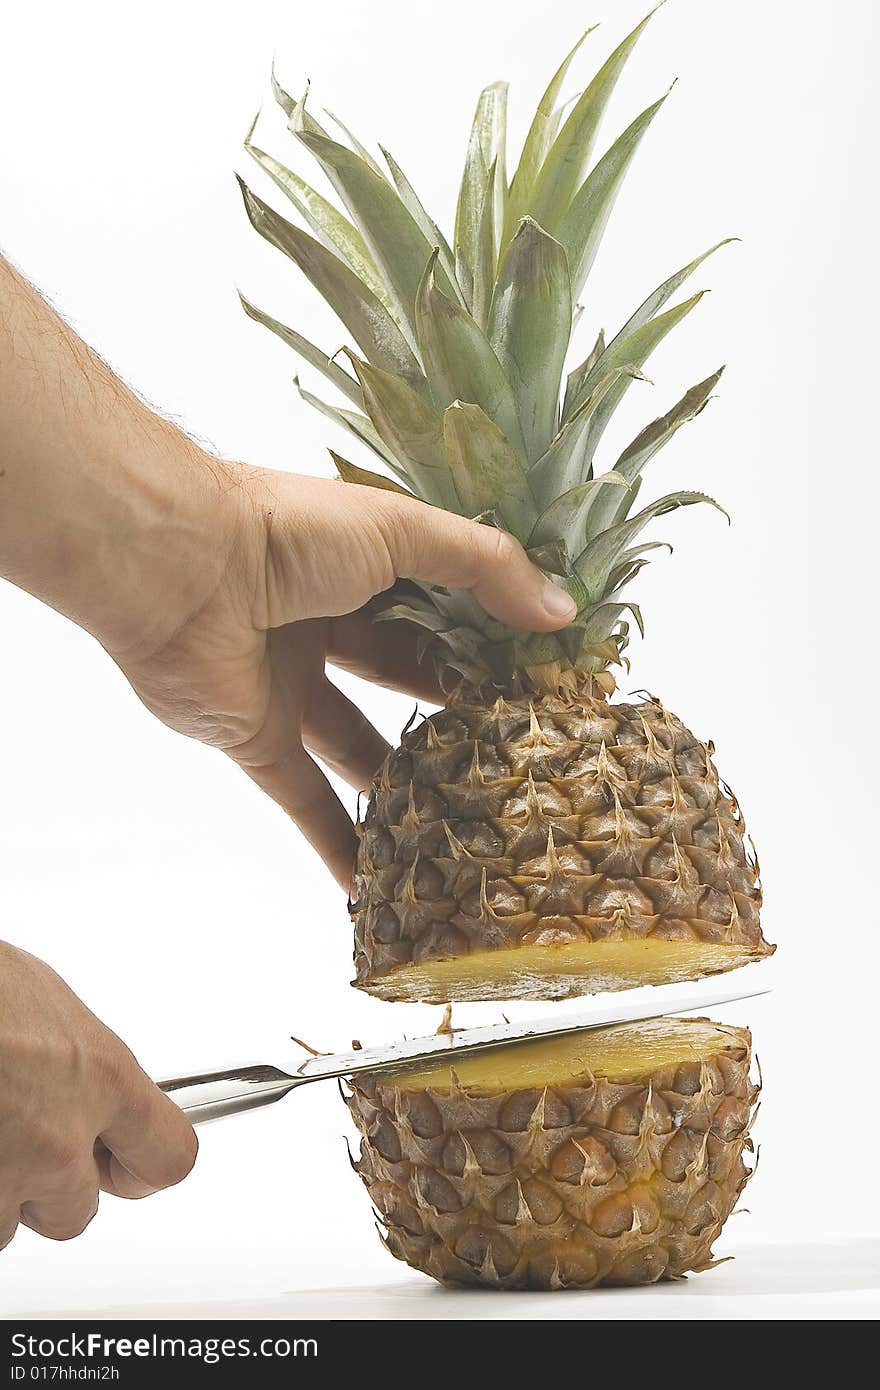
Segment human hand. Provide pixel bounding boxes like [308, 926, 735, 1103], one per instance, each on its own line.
[0, 942, 197, 1250]
[112, 468, 577, 889]
[0, 255, 576, 888]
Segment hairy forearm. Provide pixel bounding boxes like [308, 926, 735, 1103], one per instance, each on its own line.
[0, 255, 236, 658]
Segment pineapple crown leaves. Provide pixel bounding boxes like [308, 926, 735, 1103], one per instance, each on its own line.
[239, 5, 734, 690]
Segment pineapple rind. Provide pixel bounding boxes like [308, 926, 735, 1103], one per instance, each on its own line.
[353, 688, 772, 999]
[347, 1017, 758, 1289]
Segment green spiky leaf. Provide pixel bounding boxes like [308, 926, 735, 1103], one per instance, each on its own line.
[598, 239, 736, 366]
[528, 8, 657, 233]
[503, 26, 598, 247]
[331, 450, 411, 493]
[528, 474, 630, 555]
[454, 81, 508, 293]
[576, 490, 728, 599]
[443, 402, 537, 541]
[294, 376, 406, 477]
[574, 293, 708, 468]
[615, 367, 724, 484]
[472, 161, 500, 329]
[345, 354, 460, 509]
[323, 108, 386, 176]
[529, 366, 646, 508]
[294, 129, 457, 341]
[562, 329, 605, 420]
[585, 367, 725, 535]
[243, 21, 736, 687]
[580, 600, 643, 642]
[380, 147, 462, 302]
[416, 255, 528, 459]
[558, 91, 668, 299]
[563, 240, 736, 424]
[488, 217, 572, 462]
[244, 139, 396, 316]
[604, 554, 654, 597]
[605, 473, 642, 530]
[237, 178, 425, 388]
[526, 540, 570, 576]
[239, 294, 362, 406]
[269, 64, 297, 118]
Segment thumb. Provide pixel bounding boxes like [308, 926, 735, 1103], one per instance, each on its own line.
[373, 494, 577, 631]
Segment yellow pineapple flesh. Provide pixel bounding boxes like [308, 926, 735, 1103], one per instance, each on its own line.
[365, 939, 759, 1006]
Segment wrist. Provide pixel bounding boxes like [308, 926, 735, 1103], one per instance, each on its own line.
[0, 256, 244, 661]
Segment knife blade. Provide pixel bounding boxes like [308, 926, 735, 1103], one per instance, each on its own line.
[297, 982, 771, 1083]
[160, 980, 771, 1124]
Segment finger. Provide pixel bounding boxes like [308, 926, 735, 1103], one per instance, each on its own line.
[326, 612, 444, 702]
[20, 1181, 99, 1242]
[93, 1140, 158, 1199]
[241, 744, 358, 889]
[94, 1144, 160, 1200]
[372, 496, 577, 631]
[303, 678, 391, 791]
[0, 1212, 20, 1252]
[98, 1081, 198, 1198]
[229, 643, 359, 889]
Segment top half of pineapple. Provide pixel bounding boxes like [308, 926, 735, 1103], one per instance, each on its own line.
[238, 6, 775, 1005]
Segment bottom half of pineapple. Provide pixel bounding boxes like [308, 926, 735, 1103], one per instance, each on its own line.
[345, 1016, 758, 1290]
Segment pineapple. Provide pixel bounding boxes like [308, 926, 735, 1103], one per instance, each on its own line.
[346, 1016, 759, 1288]
[238, 6, 774, 1005]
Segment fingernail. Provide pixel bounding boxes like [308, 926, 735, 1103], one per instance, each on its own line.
[541, 580, 577, 620]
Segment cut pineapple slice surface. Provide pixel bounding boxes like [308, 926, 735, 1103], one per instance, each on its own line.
[362, 936, 762, 1004]
[384, 1016, 742, 1092]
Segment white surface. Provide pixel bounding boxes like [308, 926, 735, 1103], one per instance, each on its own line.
[1, 0, 878, 1319]
[10, 1243, 880, 1322]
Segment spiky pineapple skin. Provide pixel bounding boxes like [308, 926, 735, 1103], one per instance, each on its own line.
[352, 687, 772, 1000]
[347, 1022, 757, 1289]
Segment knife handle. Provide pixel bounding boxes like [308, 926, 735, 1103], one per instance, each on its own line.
[158, 1064, 308, 1125]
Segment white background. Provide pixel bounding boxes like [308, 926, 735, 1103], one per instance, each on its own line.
[0, 0, 878, 1320]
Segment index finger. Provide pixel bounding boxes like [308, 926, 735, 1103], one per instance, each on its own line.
[98, 1082, 198, 1200]
[327, 611, 445, 702]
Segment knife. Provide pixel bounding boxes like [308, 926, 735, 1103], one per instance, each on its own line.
[158, 982, 770, 1125]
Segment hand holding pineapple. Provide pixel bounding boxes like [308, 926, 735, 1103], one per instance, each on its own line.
[0, 254, 574, 887]
[109, 475, 577, 886]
